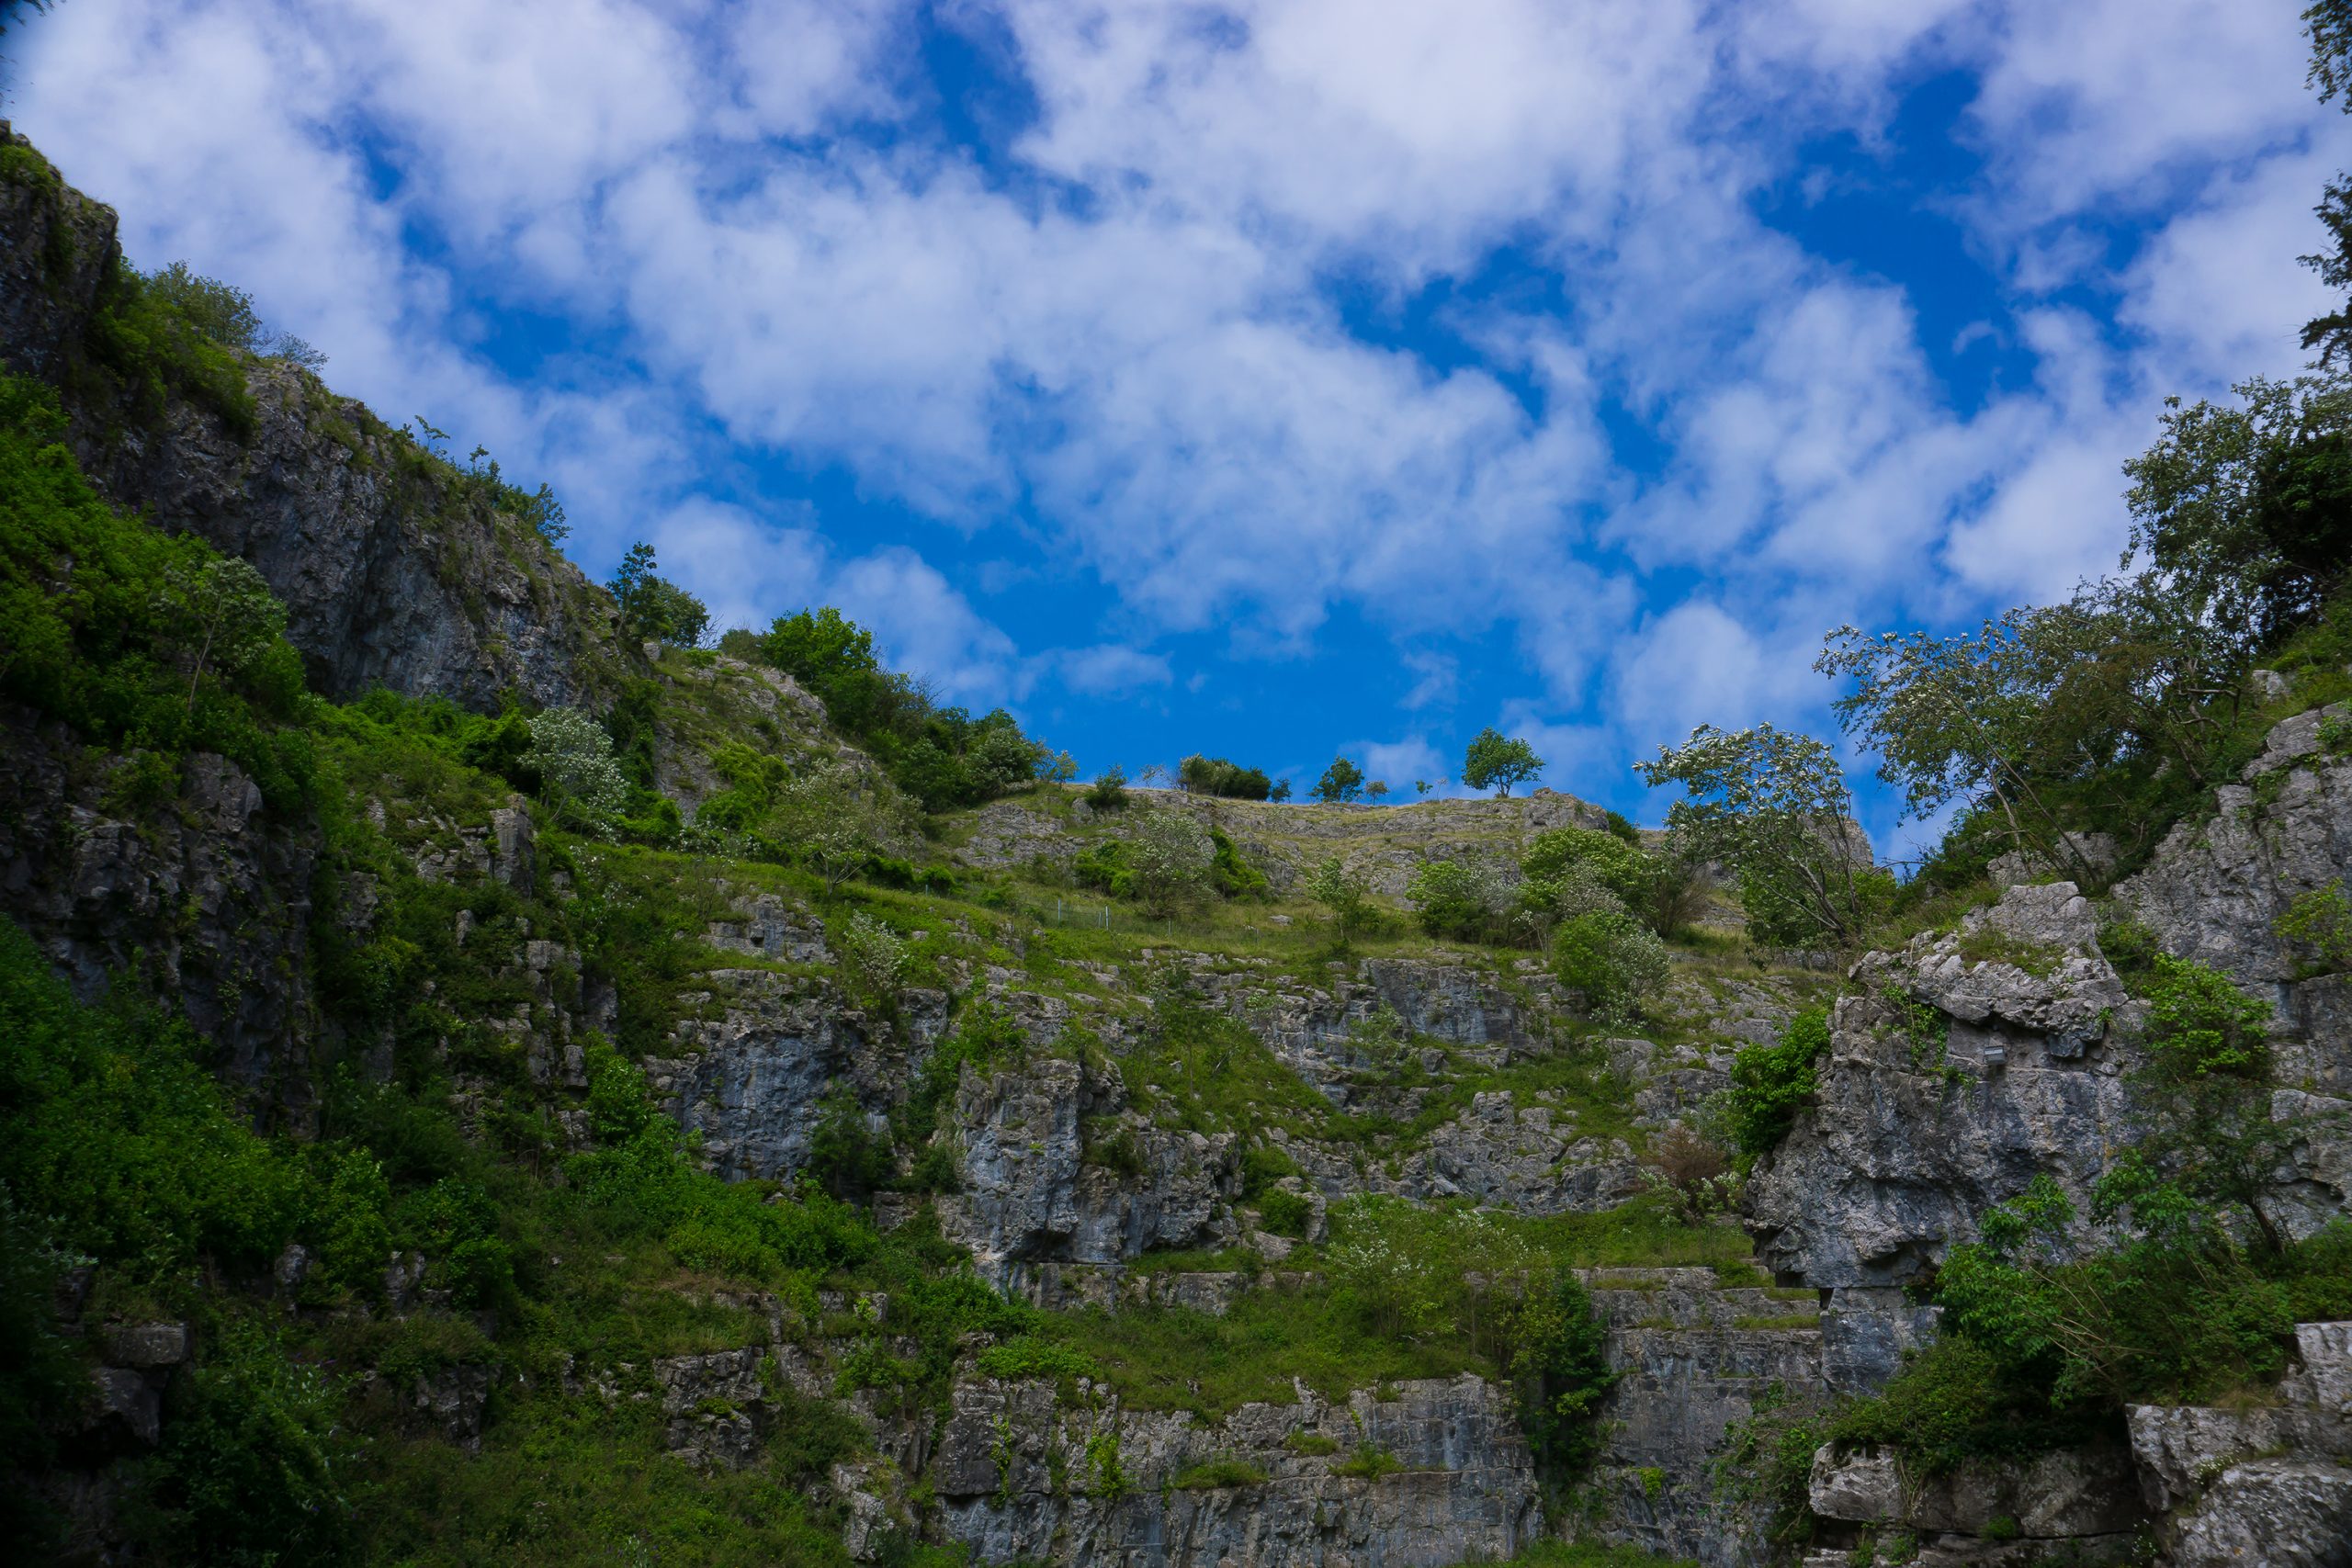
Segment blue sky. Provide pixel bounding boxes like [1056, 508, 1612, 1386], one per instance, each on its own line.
[5, 0, 2343, 854]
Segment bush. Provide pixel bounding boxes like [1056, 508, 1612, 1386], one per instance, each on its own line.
[1725, 1005, 1831, 1157]
[1178, 754, 1273, 800]
[1125, 812, 1215, 916]
[523, 706, 630, 830]
[1408, 858, 1510, 942]
[1173, 1459, 1268, 1489]
[1550, 909, 1669, 1020]
[150, 1323, 352, 1565]
[1333, 1445, 1404, 1479]
[1084, 765, 1129, 811]
[1, 375, 314, 807]
[1208, 826, 1270, 899]
[1499, 1268, 1616, 1477]
[2276, 883, 2352, 974]
[1306, 856, 1380, 948]
[1258, 1189, 1313, 1237]
[2142, 953, 2272, 1079]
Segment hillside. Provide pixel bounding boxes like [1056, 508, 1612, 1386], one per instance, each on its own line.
[2, 124, 2350, 1568]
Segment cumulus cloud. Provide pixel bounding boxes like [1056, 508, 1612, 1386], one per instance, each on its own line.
[6, 0, 2344, 790]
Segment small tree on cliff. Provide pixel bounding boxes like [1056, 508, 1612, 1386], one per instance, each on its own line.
[1635, 723, 1888, 949]
[1461, 728, 1544, 796]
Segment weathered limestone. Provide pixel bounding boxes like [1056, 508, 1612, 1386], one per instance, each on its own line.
[934, 1373, 1542, 1568]
[1580, 1269, 1830, 1566]
[2127, 1321, 2352, 1568]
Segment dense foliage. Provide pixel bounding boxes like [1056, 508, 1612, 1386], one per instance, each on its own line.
[754, 606, 1068, 810]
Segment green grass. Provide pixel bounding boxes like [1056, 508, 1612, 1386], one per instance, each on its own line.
[1451, 1540, 1701, 1568]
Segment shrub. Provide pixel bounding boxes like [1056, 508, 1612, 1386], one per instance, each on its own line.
[1208, 826, 1270, 899]
[1085, 765, 1130, 811]
[808, 1085, 895, 1201]
[2276, 883, 2352, 973]
[834, 910, 910, 1002]
[1499, 1268, 1616, 1478]
[1173, 1459, 1268, 1489]
[1238, 1143, 1300, 1198]
[1333, 1445, 1404, 1479]
[1550, 909, 1669, 1021]
[974, 1337, 1103, 1383]
[1725, 1005, 1831, 1157]
[1643, 1124, 1735, 1223]
[1258, 1189, 1313, 1238]
[2142, 953, 2272, 1079]
[1178, 754, 1273, 799]
[1306, 856, 1380, 948]
[1408, 858, 1510, 942]
[1126, 812, 1216, 916]
[523, 706, 630, 829]
[149, 1322, 352, 1565]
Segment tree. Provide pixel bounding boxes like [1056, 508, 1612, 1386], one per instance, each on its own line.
[1407, 859, 1510, 942]
[1634, 723, 1886, 949]
[2303, 1, 2352, 362]
[1125, 812, 1215, 918]
[1462, 728, 1544, 796]
[1820, 571, 2264, 882]
[1312, 757, 1365, 803]
[607, 543, 711, 648]
[1178, 754, 1273, 800]
[769, 761, 913, 891]
[2120, 373, 2352, 645]
[522, 707, 630, 830]
[154, 557, 287, 716]
[142, 261, 325, 367]
[1305, 856, 1378, 949]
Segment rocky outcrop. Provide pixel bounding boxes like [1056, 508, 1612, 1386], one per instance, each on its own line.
[2127, 1319, 2352, 1568]
[941, 1056, 1240, 1278]
[0, 707, 321, 1106]
[934, 1372, 1541, 1568]
[1, 127, 618, 712]
[1746, 880, 2139, 1292]
[644, 967, 898, 1182]
[954, 790, 1613, 897]
[1804, 1440, 2144, 1565]
[1580, 1269, 1829, 1567]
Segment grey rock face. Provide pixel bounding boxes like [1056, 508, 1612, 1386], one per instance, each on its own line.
[2126, 1320, 2352, 1567]
[941, 1055, 1238, 1277]
[934, 1372, 1541, 1568]
[1580, 1269, 1829, 1567]
[0, 711, 321, 1100]
[1746, 883, 2139, 1291]
[0, 131, 617, 712]
[645, 967, 888, 1182]
[1807, 1440, 2142, 1539]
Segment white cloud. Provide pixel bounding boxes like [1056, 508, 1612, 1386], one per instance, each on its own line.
[6, 0, 2343, 784]
[1049, 644, 1173, 696]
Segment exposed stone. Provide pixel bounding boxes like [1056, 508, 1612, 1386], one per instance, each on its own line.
[102, 1323, 189, 1370]
[934, 1372, 1541, 1568]
[941, 1055, 1238, 1276]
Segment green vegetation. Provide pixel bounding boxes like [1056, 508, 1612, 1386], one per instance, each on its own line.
[1179, 754, 1274, 800]
[609, 540, 712, 649]
[1313, 755, 1367, 803]
[753, 605, 1067, 810]
[1462, 727, 1545, 796]
[0, 374, 316, 808]
[1635, 724, 1890, 950]
[1172, 1458, 1269, 1489]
